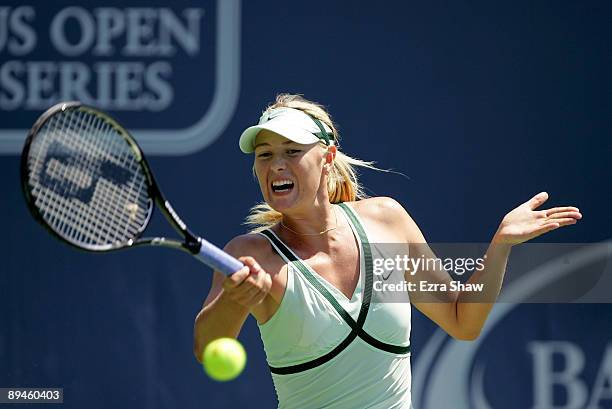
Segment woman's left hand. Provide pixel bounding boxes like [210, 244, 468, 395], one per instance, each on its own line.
[493, 192, 582, 245]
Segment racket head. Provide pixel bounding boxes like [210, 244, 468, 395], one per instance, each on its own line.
[21, 102, 155, 252]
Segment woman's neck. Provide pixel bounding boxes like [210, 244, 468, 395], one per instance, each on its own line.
[280, 202, 338, 237]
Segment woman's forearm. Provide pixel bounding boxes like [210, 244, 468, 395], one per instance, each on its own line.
[454, 192, 581, 338]
[455, 240, 512, 338]
[193, 292, 250, 363]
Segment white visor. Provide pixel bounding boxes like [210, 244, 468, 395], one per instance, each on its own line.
[239, 107, 334, 153]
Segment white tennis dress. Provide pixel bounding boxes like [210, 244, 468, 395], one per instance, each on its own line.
[258, 203, 413, 408]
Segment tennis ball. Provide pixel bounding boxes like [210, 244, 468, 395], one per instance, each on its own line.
[202, 338, 246, 381]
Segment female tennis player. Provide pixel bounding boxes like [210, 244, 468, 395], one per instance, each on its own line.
[193, 94, 582, 408]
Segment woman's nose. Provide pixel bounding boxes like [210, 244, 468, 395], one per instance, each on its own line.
[271, 157, 286, 172]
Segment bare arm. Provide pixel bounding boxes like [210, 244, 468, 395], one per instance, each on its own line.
[374, 193, 581, 340]
[193, 271, 250, 363]
[452, 241, 512, 339]
[454, 192, 581, 338]
[193, 236, 272, 363]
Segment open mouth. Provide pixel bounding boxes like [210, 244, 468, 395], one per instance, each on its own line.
[271, 179, 295, 193]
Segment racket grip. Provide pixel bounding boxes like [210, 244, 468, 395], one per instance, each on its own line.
[195, 238, 244, 276]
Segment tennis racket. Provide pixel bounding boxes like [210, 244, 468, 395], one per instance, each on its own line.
[20, 101, 243, 276]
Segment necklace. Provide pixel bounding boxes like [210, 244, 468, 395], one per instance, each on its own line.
[280, 207, 338, 236]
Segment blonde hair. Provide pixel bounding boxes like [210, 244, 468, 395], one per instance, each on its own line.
[244, 93, 381, 232]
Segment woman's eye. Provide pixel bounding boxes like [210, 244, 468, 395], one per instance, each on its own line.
[287, 149, 301, 155]
[257, 152, 271, 158]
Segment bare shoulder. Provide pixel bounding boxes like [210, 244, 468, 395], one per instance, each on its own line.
[346, 197, 426, 242]
[223, 232, 273, 260]
[347, 196, 408, 224]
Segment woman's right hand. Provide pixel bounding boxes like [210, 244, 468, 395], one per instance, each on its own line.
[221, 256, 272, 309]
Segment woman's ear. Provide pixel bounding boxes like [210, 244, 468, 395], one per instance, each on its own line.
[325, 145, 337, 164]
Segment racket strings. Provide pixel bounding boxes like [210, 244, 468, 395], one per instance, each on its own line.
[26, 108, 152, 249]
[42, 111, 148, 246]
[36, 112, 103, 244]
[32, 111, 110, 245]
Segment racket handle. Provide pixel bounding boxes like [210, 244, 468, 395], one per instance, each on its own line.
[195, 238, 244, 276]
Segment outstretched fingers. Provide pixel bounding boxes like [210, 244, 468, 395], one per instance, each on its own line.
[543, 208, 582, 227]
[545, 207, 581, 217]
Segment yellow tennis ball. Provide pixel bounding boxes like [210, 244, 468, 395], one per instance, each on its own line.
[202, 338, 247, 381]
